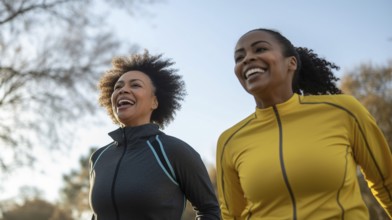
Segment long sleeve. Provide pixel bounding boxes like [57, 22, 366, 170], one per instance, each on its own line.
[216, 138, 246, 220]
[216, 117, 253, 220]
[164, 135, 221, 220]
[349, 97, 392, 218]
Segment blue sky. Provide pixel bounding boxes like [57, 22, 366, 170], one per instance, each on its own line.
[3, 0, 392, 202]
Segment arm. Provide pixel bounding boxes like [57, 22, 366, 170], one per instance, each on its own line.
[164, 136, 220, 220]
[216, 132, 247, 220]
[349, 97, 392, 218]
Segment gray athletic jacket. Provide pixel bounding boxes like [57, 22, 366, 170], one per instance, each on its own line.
[89, 123, 220, 220]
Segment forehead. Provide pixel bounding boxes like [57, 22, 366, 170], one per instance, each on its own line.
[117, 70, 151, 82]
[235, 30, 278, 50]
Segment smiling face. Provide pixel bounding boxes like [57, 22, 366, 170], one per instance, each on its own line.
[111, 71, 158, 127]
[234, 30, 297, 108]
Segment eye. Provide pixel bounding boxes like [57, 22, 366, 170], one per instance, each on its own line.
[255, 47, 267, 53]
[114, 84, 122, 90]
[234, 55, 244, 63]
[131, 83, 142, 88]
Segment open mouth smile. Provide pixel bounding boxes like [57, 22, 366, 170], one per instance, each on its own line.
[117, 98, 135, 109]
[244, 68, 266, 80]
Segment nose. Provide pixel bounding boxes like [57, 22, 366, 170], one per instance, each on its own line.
[243, 53, 256, 65]
[118, 86, 130, 94]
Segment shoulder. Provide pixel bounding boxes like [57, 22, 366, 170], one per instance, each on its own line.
[218, 113, 255, 148]
[157, 134, 190, 148]
[155, 134, 199, 156]
[300, 94, 370, 118]
[300, 93, 356, 104]
[153, 134, 207, 168]
[301, 94, 365, 110]
[90, 141, 117, 163]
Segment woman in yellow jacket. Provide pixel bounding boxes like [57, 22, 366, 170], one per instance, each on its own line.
[216, 28, 392, 219]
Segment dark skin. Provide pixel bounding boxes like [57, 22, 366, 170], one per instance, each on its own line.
[111, 71, 158, 127]
[234, 30, 298, 109]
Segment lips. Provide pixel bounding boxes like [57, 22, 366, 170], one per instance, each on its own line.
[243, 67, 266, 80]
[117, 98, 135, 108]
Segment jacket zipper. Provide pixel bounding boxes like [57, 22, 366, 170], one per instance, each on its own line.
[273, 106, 297, 220]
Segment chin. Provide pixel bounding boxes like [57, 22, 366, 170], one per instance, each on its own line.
[115, 115, 128, 125]
[246, 86, 262, 93]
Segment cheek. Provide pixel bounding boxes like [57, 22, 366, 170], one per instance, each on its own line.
[234, 65, 247, 89]
[234, 65, 243, 81]
[110, 93, 116, 108]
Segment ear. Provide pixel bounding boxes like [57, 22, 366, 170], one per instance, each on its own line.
[152, 96, 158, 110]
[288, 56, 297, 72]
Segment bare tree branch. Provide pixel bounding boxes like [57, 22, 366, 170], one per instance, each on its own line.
[0, 0, 162, 173]
[0, 0, 80, 25]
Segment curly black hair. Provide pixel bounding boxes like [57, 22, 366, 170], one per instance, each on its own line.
[98, 50, 186, 128]
[247, 28, 342, 95]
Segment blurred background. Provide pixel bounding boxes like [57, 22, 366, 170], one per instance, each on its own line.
[0, 0, 391, 219]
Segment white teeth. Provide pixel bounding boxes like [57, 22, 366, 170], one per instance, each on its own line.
[118, 99, 135, 106]
[244, 68, 265, 79]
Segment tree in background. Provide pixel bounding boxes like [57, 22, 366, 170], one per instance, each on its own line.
[341, 60, 392, 220]
[59, 147, 96, 219]
[340, 60, 392, 150]
[0, 0, 160, 173]
[0, 186, 72, 220]
[1, 198, 72, 220]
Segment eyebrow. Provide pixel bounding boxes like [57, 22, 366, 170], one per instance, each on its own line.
[235, 40, 271, 54]
[115, 78, 145, 85]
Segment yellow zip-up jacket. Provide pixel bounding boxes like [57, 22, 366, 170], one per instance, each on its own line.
[217, 93, 392, 220]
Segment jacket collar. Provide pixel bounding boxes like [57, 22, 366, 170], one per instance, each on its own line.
[108, 123, 162, 146]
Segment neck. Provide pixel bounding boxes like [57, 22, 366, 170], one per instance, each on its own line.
[254, 91, 294, 109]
